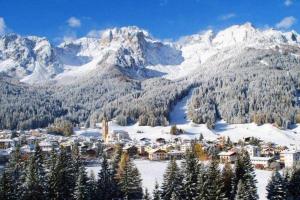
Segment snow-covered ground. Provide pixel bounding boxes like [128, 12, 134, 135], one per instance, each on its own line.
[76, 89, 300, 147]
[169, 89, 193, 125]
[76, 120, 300, 147]
[86, 160, 273, 200]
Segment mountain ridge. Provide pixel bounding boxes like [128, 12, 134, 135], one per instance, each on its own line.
[1, 23, 300, 84]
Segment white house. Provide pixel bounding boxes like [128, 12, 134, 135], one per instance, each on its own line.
[245, 145, 261, 157]
[39, 141, 53, 153]
[280, 150, 300, 168]
[168, 150, 184, 160]
[109, 130, 131, 142]
[250, 157, 273, 168]
[218, 151, 237, 163]
[148, 149, 167, 161]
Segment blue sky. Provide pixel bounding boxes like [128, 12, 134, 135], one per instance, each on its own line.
[0, 0, 299, 43]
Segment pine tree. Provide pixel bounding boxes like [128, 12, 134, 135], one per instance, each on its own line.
[144, 188, 151, 200]
[22, 143, 46, 200]
[54, 148, 75, 199]
[153, 181, 161, 200]
[73, 166, 89, 200]
[46, 147, 58, 200]
[235, 180, 247, 200]
[6, 145, 24, 199]
[118, 153, 143, 199]
[0, 170, 12, 200]
[110, 144, 122, 198]
[97, 153, 113, 200]
[266, 170, 287, 200]
[181, 150, 199, 200]
[241, 151, 258, 200]
[288, 166, 300, 199]
[204, 159, 225, 200]
[222, 162, 234, 199]
[232, 150, 258, 200]
[87, 170, 97, 200]
[160, 159, 183, 200]
[71, 143, 82, 192]
[196, 163, 207, 200]
[199, 133, 204, 142]
[282, 169, 292, 199]
[170, 191, 181, 200]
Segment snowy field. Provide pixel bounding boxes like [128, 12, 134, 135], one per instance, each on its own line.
[86, 160, 273, 200]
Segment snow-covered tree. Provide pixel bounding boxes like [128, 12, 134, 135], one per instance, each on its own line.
[204, 159, 226, 200]
[222, 162, 234, 199]
[287, 166, 300, 199]
[0, 170, 12, 200]
[73, 166, 89, 200]
[153, 181, 161, 200]
[181, 150, 200, 199]
[161, 159, 183, 200]
[266, 170, 287, 200]
[144, 188, 151, 200]
[232, 150, 258, 200]
[118, 154, 143, 199]
[97, 153, 113, 200]
[21, 143, 46, 200]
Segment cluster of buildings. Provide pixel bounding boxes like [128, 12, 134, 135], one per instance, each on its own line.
[218, 139, 300, 169]
[0, 119, 299, 170]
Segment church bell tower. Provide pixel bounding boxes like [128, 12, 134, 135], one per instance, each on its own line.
[102, 118, 109, 143]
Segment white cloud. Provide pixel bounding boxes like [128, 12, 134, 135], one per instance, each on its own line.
[87, 29, 103, 38]
[67, 17, 81, 28]
[0, 17, 6, 35]
[284, 0, 293, 6]
[219, 13, 236, 21]
[276, 16, 296, 29]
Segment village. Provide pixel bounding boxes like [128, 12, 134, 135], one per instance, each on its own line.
[0, 118, 299, 171]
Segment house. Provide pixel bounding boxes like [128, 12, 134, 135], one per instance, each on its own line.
[168, 150, 184, 160]
[137, 145, 147, 156]
[108, 130, 131, 142]
[280, 150, 300, 168]
[245, 145, 261, 157]
[218, 151, 237, 163]
[26, 136, 38, 146]
[181, 143, 192, 152]
[39, 141, 53, 153]
[0, 139, 13, 149]
[250, 157, 273, 169]
[0, 149, 10, 163]
[148, 149, 167, 161]
[156, 138, 166, 145]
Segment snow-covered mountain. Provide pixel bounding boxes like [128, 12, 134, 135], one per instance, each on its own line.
[147, 23, 300, 79]
[1, 23, 299, 84]
[1, 23, 300, 130]
[0, 34, 63, 84]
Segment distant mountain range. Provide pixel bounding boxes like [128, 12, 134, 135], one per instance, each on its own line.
[0, 23, 299, 130]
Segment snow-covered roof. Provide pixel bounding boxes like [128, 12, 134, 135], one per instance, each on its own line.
[0, 139, 13, 142]
[250, 157, 272, 161]
[218, 151, 236, 156]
